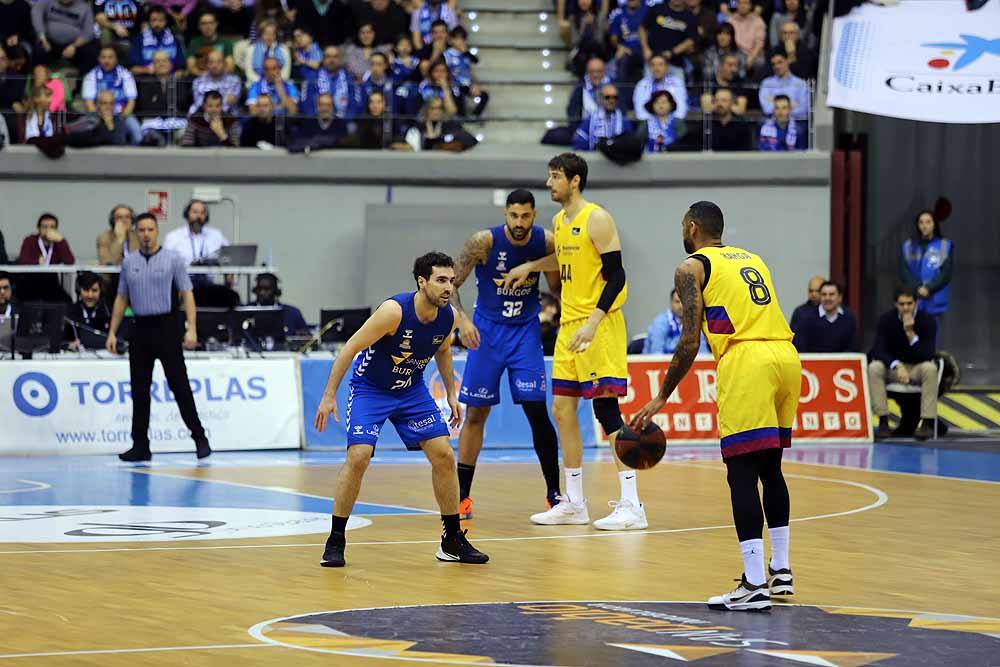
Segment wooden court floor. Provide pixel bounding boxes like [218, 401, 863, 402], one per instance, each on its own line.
[1, 448, 998, 666]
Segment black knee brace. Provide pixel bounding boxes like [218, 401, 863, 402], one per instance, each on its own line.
[593, 397, 624, 435]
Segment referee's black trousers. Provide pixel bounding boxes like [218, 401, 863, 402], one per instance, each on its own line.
[129, 315, 206, 451]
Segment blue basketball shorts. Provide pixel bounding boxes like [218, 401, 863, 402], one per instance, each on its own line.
[459, 313, 547, 406]
[345, 380, 450, 451]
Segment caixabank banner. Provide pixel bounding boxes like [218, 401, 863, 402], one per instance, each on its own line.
[0, 358, 301, 453]
[594, 354, 873, 445]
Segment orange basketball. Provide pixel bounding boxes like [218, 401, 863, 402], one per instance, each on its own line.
[615, 423, 667, 470]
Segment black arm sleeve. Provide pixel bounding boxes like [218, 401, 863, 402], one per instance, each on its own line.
[597, 250, 626, 313]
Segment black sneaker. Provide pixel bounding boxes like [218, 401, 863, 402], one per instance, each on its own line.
[119, 447, 152, 462]
[707, 574, 772, 611]
[195, 439, 212, 459]
[875, 417, 892, 441]
[914, 420, 934, 442]
[768, 566, 794, 595]
[436, 529, 489, 564]
[320, 533, 346, 567]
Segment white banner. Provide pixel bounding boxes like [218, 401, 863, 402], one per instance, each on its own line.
[827, 1, 1000, 123]
[0, 358, 301, 454]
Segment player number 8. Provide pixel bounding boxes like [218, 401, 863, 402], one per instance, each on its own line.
[739, 267, 772, 306]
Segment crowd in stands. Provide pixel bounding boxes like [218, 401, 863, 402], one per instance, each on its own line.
[548, 0, 820, 152]
[0, 0, 483, 151]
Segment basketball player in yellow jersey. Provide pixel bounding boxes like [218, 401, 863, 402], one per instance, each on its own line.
[632, 201, 801, 612]
[503, 153, 646, 531]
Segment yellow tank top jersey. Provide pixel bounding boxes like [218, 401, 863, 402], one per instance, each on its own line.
[553, 202, 628, 322]
[694, 245, 793, 360]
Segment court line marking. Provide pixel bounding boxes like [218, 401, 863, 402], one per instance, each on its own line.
[248, 600, 1000, 666]
[0, 480, 51, 495]
[785, 457, 1000, 485]
[133, 469, 436, 514]
[0, 470, 887, 555]
[0, 643, 279, 659]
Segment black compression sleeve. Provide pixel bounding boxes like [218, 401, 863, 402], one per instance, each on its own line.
[597, 250, 626, 313]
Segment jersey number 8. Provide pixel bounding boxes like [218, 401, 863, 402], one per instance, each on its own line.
[739, 267, 772, 306]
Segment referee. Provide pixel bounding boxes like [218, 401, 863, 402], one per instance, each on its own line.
[107, 212, 211, 462]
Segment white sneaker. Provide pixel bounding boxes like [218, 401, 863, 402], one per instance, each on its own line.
[592, 500, 648, 531]
[707, 574, 772, 612]
[530, 497, 590, 525]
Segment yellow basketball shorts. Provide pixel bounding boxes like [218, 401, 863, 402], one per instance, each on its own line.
[552, 310, 628, 399]
[716, 339, 801, 460]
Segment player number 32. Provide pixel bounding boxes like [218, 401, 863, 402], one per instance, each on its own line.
[502, 301, 523, 318]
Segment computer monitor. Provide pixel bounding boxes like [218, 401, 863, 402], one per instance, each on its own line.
[232, 306, 284, 350]
[320, 308, 371, 343]
[218, 245, 258, 267]
[196, 307, 233, 345]
[15, 302, 67, 354]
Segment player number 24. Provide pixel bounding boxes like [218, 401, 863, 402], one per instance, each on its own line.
[740, 267, 772, 305]
[502, 301, 523, 318]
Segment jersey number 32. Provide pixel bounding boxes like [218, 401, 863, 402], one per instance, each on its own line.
[502, 301, 523, 318]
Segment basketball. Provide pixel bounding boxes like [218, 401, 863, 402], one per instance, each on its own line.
[615, 422, 667, 470]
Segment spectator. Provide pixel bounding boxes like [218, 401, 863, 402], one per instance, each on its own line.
[307, 45, 356, 119]
[684, 0, 717, 52]
[93, 0, 142, 53]
[1, 50, 27, 115]
[776, 22, 817, 80]
[643, 288, 712, 353]
[725, 0, 766, 79]
[207, 0, 253, 39]
[24, 86, 57, 141]
[292, 26, 323, 88]
[32, 0, 100, 73]
[0, 271, 14, 317]
[251, 0, 292, 41]
[82, 46, 141, 145]
[700, 21, 746, 83]
[411, 0, 458, 50]
[187, 10, 235, 75]
[97, 204, 140, 265]
[18, 212, 75, 265]
[189, 49, 241, 115]
[239, 93, 284, 147]
[640, 0, 698, 70]
[65, 271, 111, 346]
[246, 56, 299, 116]
[358, 0, 410, 46]
[290, 0, 354, 48]
[160, 0, 199, 34]
[789, 274, 824, 334]
[868, 287, 939, 441]
[1, 0, 36, 57]
[573, 83, 632, 151]
[709, 87, 750, 151]
[633, 54, 688, 121]
[769, 0, 813, 50]
[568, 57, 610, 124]
[609, 0, 648, 85]
[244, 19, 291, 84]
[136, 50, 192, 145]
[718, 0, 764, 20]
[248, 272, 308, 334]
[0, 231, 8, 264]
[350, 90, 409, 149]
[391, 35, 422, 117]
[289, 92, 343, 151]
[642, 89, 677, 153]
[181, 89, 238, 146]
[405, 96, 477, 151]
[539, 292, 560, 355]
[700, 53, 748, 114]
[67, 88, 129, 145]
[444, 26, 488, 117]
[359, 51, 394, 108]
[758, 94, 805, 151]
[759, 50, 808, 119]
[27, 64, 70, 112]
[129, 5, 184, 75]
[899, 209, 953, 328]
[793, 280, 858, 353]
[566, 0, 607, 77]
[418, 59, 460, 118]
[345, 23, 392, 83]
[164, 198, 229, 267]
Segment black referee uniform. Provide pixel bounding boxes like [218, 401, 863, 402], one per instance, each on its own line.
[110, 242, 210, 462]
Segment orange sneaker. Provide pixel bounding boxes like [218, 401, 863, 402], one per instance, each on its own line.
[459, 497, 474, 521]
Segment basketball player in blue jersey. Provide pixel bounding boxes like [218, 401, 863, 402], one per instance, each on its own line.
[313, 252, 489, 568]
[451, 189, 562, 520]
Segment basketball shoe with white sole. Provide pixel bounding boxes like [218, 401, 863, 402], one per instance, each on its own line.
[707, 574, 772, 612]
[592, 500, 648, 530]
[767, 566, 794, 595]
[530, 497, 590, 525]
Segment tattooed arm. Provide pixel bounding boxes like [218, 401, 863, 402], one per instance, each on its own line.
[629, 258, 706, 429]
[452, 229, 492, 349]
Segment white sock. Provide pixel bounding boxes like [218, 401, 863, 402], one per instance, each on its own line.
[740, 538, 766, 586]
[769, 526, 790, 571]
[618, 470, 640, 507]
[565, 468, 584, 504]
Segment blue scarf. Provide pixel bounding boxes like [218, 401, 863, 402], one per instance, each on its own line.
[646, 114, 675, 152]
[252, 42, 286, 75]
[586, 109, 625, 150]
[582, 74, 611, 117]
[318, 68, 352, 117]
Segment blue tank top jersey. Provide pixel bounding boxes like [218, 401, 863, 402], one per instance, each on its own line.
[351, 292, 455, 391]
[474, 225, 547, 325]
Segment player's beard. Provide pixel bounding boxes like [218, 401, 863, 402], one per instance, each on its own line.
[683, 236, 695, 254]
[508, 225, 529, 241]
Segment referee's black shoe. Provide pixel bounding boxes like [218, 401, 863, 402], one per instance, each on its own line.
[195, 438, 212, 459]
[320, 533, 346, 567]
[436, 529, 489, 564]
[119, 447, 152, 462]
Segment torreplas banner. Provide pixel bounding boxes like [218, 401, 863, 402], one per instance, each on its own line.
[827, 0, 1000, 123]
[0, 358, 301, 453]
[594, 354, 873, 445]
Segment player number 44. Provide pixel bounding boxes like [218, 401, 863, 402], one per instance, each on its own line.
[560, 263, 573, 282]
[502, 301, 523, 318]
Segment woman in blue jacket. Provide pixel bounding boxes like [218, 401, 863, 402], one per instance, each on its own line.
[899, 208, 953, 330]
